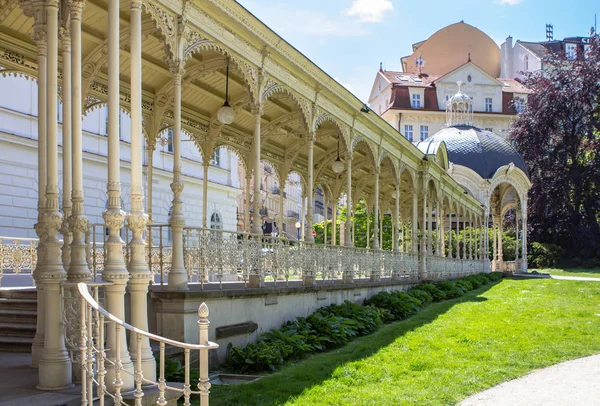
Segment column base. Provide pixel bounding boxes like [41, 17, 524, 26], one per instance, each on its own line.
[247, 274, 262, 288]
[37, 351, 73, 391]
[303, 275, 315, 286]
[167, 271, 189, 292]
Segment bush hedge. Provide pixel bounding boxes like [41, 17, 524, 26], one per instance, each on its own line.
[225, 272, 503, 373]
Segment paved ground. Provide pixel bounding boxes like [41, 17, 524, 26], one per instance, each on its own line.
[460, 354, 600, 406]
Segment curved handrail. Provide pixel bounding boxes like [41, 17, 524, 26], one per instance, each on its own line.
[77, 282, 219, 351]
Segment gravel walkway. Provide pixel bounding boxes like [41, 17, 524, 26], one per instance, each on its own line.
[459, 354, 600, 405]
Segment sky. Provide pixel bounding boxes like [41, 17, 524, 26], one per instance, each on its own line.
[236, 0, 598, 102]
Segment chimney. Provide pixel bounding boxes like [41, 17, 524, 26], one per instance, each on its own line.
[501, 36, 513, 78]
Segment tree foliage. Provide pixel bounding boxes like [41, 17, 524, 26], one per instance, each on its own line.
[510, 36, 600, 259]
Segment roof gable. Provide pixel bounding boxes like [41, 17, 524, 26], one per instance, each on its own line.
[434, 61, 504, 87]
[368, 72, 392, 104]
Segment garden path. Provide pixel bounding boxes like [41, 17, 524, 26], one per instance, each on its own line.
[460, 354, 600, 405]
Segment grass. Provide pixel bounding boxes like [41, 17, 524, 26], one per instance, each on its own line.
[541, 268, 600, 278]
[205, 278, 600, 406]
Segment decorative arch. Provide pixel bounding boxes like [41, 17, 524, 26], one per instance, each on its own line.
[262, 84, 311, 132]
[214, 142, 250, 175]
[184, 39, 258, 104]
[380, 154, 399, 185]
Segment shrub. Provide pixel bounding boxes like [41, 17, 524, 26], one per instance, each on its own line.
[407, 288, 433, 306]
[225, 273, 502, 374]
[528, 242, 562, 268]
[418, 283, 447, 301]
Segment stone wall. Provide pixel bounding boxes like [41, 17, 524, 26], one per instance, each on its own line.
[150, 280, 418, 364]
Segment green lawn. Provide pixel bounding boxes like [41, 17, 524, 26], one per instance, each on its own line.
[541, 268, 600, 278]
[207, 279, 600, 406]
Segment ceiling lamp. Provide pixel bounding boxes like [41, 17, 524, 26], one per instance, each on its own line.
[331, 135, 345, 174]
[217, 60, 235, 125]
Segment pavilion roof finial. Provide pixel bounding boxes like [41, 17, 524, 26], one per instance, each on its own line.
[446, 81, 473, 127]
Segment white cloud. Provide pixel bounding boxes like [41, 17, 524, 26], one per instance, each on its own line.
[238, 1, 367, 37]
[334, 77, 356, 95]
[346, 0, 393, 23]
[499, 0, 523, 4]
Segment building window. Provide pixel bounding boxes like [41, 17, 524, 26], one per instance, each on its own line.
[514, 98, 524, 113]
[167, 128, 174, 153]
[404, 124, 413, 142]
[485, 98, 493, 113]
[524, 55, 529, 71]
[566, 44, 576, 60]
[412, 94, 421, 109]
[210, 149, 221, 167]
[484, 128, 493, 132]
[419, 125, 428, 141]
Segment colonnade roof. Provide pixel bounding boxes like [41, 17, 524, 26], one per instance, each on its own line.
[0, 0, 484, 214]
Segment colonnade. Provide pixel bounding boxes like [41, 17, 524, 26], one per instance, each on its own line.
[22, 0, 488, 392]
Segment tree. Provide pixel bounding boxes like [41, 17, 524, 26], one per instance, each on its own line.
[510, 36, 600, 259]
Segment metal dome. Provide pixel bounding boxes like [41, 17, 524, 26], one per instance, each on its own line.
[416, 125, 529, 180]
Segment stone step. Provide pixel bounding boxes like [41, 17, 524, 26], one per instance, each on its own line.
[0, 298, 38, 311]
[0, 322, 36, 338]
[0, 288, 37, 300]
[0, 335, 33, 353]
[0, 309, 37, 325]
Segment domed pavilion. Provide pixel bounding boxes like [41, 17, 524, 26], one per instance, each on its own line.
[416, 82, 531, 273]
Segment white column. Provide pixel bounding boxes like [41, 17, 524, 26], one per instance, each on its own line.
[373, 169, 380, 250]
[332, 193, 337, 245]
[60, 28, 72, 271]
[323, 191, 328, 244]
[146, 143, 155, 239]
[345, 157, 353, 247]
[101, 0, 134, 391]
[521, 212, 528, 273]
[515, 212, 520, 262]
[244, 174, 251, 232]
[427, 197, 433, 256]
[127, 0, 155, 382]
[252, 107, 262, 234]
[167, 71, 187, 290]
[31, 15, 47, 369]
[498, 217, 504, 266]
[38, 0, 71, 390]
[67, 0, 90, 285]
[202, 161, 209, 228]
[301, 194, 306, 241]
[279, 180, 285, 239]
[448, 211, 453, 259]
[492, 219, 497, 270]
[366, 206, 370, 249]
[393, 185, 400, 252]
[420, 181, 428, 277]
[305, 135, 315, 242]
[412, 189, 418, 254]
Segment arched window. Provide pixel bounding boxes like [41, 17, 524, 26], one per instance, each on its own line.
[210, 212, 223, 240]
[210, 212, 222, 230]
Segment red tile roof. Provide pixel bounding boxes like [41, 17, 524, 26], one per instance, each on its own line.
[497, 78, 533, 94]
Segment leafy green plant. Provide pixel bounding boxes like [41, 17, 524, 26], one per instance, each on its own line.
[224, 273, 503, 374]
[528, 242, 562, 268]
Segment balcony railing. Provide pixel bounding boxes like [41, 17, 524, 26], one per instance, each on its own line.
[1, 227, 486, 288]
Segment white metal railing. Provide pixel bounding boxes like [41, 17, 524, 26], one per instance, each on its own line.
[0, 236, 37, 286]
[0, 230, 485, 288]
[178, 227, 421, 289]
[76, 282, 218, 406]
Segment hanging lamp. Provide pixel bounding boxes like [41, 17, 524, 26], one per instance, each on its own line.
[331, 135, 345, 174]
[217, 59, 236, 125]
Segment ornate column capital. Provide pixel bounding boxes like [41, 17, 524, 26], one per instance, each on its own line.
[250, 103, 263, 117]
[169, 61, 185, 77]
